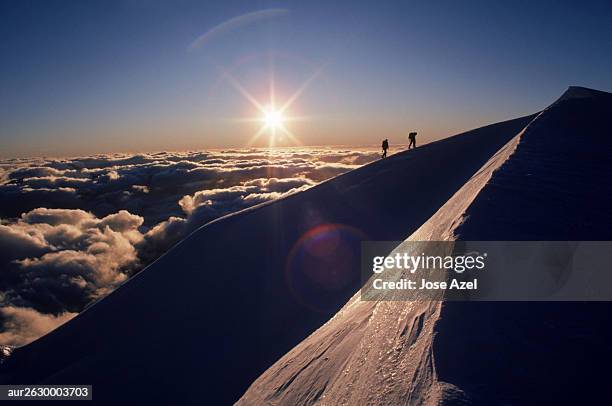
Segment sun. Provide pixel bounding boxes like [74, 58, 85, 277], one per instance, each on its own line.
[263, 108, 284, 129]
[219, 64, 324, 147]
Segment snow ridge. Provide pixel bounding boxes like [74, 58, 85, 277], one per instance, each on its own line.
[237, 110, 544, 406]
[238, 87, 612, 405]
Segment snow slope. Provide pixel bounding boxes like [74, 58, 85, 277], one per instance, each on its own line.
[433, 87, 612, 405]
[0, 112, 534, 403]
[237, 87, 612, 405]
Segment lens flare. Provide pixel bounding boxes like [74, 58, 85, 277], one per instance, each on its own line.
[285, 223, 368, 312]
[219, 63, 325, 147]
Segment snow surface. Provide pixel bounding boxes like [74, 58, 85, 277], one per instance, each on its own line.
[237, 87, 612, 405]
[0, 110, 533, 403]
[235, 102, 530, 406]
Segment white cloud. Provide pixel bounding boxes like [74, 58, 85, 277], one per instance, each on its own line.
[0, 148, 377, 344]
[0, 306, 77, 347]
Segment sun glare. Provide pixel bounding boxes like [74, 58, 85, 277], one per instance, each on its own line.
[263, 109, 284, 129]
[221, 65, 324, 147]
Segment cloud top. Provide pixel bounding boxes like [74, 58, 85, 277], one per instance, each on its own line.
[0, 147, 377, 346]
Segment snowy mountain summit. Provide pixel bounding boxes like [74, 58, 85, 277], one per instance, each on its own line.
[238, 86, 612, 405]
[2, 87, 612, 405]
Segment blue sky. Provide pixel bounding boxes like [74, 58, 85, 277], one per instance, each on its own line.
[1, 0, 611, 156]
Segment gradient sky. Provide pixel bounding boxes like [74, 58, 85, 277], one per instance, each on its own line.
[1, 0, 612, 157]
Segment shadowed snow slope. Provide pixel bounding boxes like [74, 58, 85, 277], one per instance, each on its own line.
[237, 87, 612, 405]
[0, 114, 533, 404]
[433, 87, 612, 405]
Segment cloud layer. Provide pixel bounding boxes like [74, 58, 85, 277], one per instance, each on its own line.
[0, 148, 377, 345]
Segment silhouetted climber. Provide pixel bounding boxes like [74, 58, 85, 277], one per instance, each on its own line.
[408, 132, 417, 149]
[381, 138, 389, 158]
